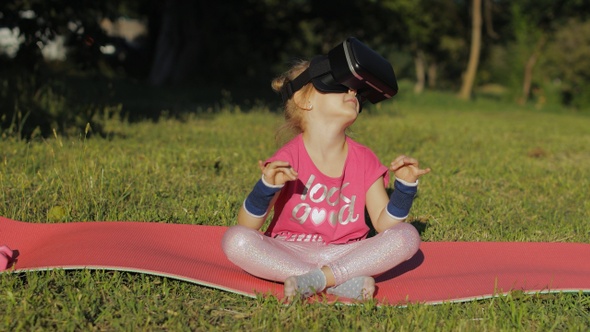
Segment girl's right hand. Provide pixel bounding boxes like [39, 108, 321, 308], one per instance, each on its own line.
[259, 160, 298, 186]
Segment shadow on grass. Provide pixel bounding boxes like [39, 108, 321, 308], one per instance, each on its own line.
[0, 63, 282, 139]
[68, 73, 281, 123]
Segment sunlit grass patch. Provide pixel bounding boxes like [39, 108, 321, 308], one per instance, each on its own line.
[1, 99, 589, 330]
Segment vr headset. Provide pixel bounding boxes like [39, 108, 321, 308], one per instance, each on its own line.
[279, 37, 398, 111]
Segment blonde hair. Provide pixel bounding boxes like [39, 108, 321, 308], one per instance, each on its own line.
[271, 60, 314, 145]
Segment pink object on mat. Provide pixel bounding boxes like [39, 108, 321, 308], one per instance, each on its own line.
[1, 216, 589, 305]
[0, 245, 14, 271]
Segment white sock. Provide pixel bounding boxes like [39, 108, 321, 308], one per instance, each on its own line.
[284, 269, 326, 298]
[326, 276, 375, 301]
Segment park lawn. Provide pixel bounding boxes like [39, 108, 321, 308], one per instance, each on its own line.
[1, 98, 589, 331]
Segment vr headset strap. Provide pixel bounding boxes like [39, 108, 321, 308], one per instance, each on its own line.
[280, 56, 331, 103]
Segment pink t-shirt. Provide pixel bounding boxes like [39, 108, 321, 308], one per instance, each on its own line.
[264, 134, 389, 244]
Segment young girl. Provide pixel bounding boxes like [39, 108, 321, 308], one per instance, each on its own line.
[222, 58, 431, 301]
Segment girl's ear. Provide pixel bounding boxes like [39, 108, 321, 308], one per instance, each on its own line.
[293, 88, 314, 111]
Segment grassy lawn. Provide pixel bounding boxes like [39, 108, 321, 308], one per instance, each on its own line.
[1, 94, 589, 330]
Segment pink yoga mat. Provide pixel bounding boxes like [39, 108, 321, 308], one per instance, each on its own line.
[1, 216, 589, 305]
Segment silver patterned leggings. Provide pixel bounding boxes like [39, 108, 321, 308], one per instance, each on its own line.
[221, 222, 421, 286]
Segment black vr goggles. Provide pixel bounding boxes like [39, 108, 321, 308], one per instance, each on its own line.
[280, 37, 398, 112]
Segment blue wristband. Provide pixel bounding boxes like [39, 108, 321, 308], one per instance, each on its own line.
[386, 179, 418, 220]
[243, 176, 283, 217]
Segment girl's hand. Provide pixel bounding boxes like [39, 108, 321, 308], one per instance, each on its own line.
[389, 155, 431, 183]
[259, 160, 298, 186]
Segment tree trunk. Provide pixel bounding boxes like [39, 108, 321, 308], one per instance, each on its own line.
[519, 36, 546, 105]
[414, 49, 426, 94]
[484, 0, 499, 39]
[458, 0, 482, 100]
[427, 62, 438, 88]
[149, 0, 201, 86]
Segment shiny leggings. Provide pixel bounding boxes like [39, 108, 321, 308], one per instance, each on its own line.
[221, 223, 420, 286]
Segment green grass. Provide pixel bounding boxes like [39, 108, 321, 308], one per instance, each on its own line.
[1, 95, 589, 330]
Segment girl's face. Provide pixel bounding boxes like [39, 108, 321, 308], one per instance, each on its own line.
[311, 89, 360, 121]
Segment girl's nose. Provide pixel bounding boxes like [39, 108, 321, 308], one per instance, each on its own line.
[348, 89, 357, 96]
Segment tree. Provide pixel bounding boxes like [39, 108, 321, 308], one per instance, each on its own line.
[501, 0, 590, 105]
[509, 2, 552, 105]
[545, 19, 590, 108]
[382, 0, 463, 94]
[458, 0, 482, 100]
[147, 0, 201, 85]
[0, 0, 128, 138]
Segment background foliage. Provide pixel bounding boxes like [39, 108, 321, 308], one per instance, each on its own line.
[0, 0, 589, 139]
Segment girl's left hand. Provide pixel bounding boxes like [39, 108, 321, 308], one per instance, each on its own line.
[389, 155, 431, 183]
[259, 160, 298, 186]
